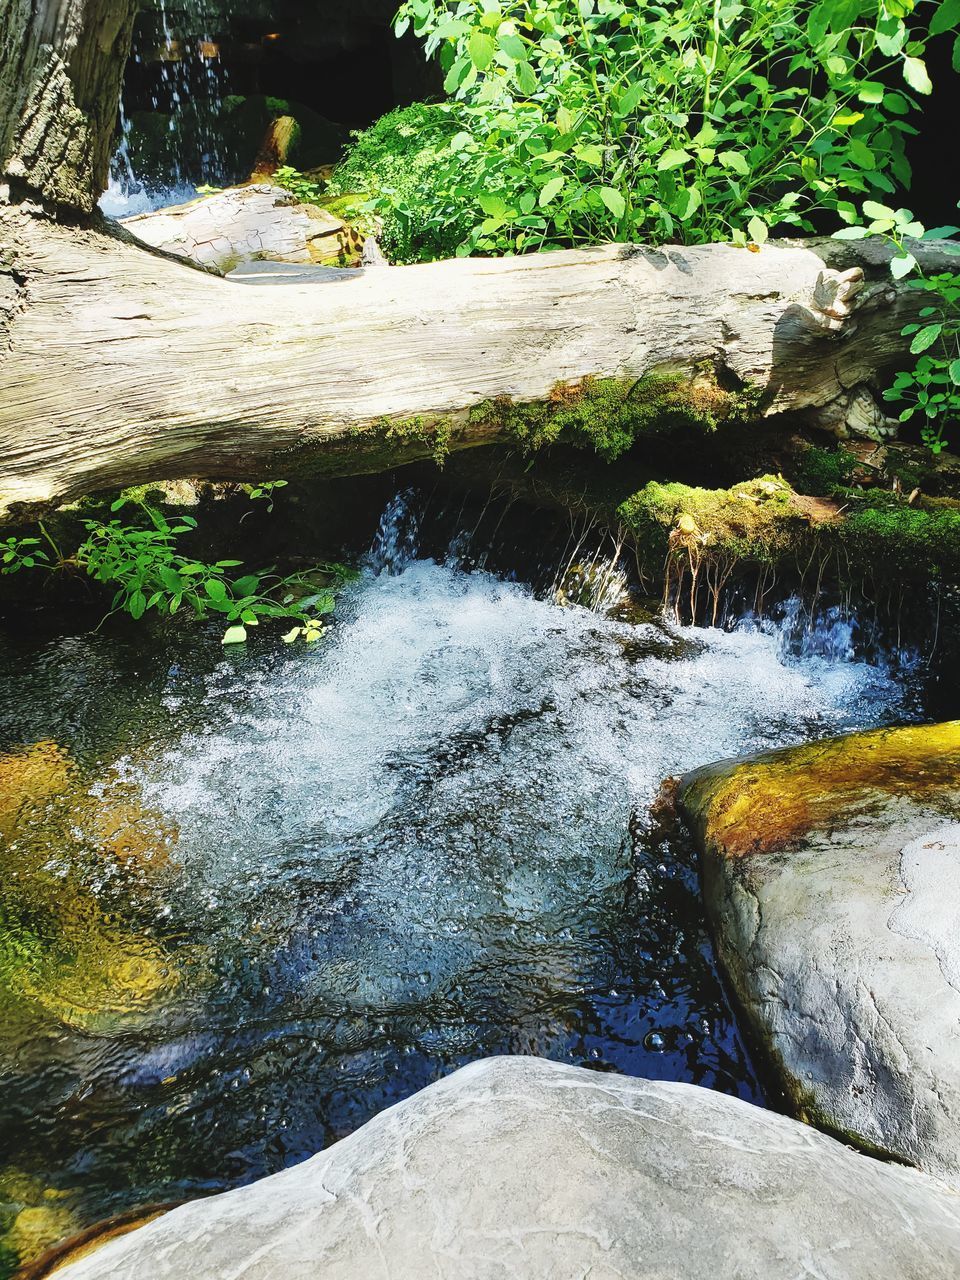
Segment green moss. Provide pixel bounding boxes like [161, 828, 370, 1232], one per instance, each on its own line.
[348, 414, 455, 467]
[838, 499, 960, 578]
[791, 444, 858, 496]
[473, 373, 761, 462]
[618, 475, 806, 569]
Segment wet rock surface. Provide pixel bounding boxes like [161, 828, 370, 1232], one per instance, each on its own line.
[53, 1056, 960, 1280]
[680, 721, 960, 1183]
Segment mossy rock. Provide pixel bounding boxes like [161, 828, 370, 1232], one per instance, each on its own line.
[681, 720, 960, 859]
[0, 1168, 81, 1276]
[0, 742, 181, 1031]
[677, 721, 960, 1183]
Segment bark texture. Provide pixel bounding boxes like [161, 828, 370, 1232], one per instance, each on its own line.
[0, 0, 136, 213]
[0, 206, 954, 516]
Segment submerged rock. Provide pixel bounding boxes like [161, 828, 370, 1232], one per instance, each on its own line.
[0, 741, 181, 1031]
[53, 1056, 960, 1279]
[680, 721, 960, 1183]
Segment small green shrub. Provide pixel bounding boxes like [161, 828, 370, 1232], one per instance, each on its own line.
[2, 492, 353, 646]
[886, 272, 960, 455]
[325, 102, 475, 263]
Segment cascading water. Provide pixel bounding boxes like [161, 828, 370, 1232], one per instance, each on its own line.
[100, 0, 234, 217]
[0, 489, 923, 1256]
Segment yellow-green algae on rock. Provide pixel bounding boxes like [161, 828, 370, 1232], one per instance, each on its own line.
[680, 720, 960, 859]
[0, 740, 182, 1032]
[0, 1168, 82, 1278]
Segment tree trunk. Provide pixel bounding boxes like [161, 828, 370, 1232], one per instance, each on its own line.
[0, 0, 136, 214]
[0, 204, 952, 518]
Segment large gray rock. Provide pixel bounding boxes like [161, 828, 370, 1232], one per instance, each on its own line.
[56, 1056, 960, 1280]
[680, 721, 960, 1185]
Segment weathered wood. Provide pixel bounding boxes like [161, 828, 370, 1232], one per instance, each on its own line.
[0, 205, 953, 516]
[120, 184, 353, 271]
[1, 0, 136, 213]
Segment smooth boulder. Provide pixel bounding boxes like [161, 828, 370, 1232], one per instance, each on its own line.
[680, 720, 960, 1183]
[54, 1055, 960, 1279]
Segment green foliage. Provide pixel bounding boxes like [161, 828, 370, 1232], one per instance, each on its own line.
[838, 495, 960, 575]
[0, 536, 48, 575]
[619, 476, 800, 565]
[792, 445, 858, 495]
[241, 478, 288, 512]
[386, 0, 960, 257]
[325, 103, 472, 263]
[1, 494, 352, 646]
[477, 374, 761, 459]
[886, 272, 960, 454]
[355, 413, 456, 465]
[273, 165, 325, 203]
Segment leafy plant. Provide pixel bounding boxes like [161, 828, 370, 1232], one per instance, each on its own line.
[833, 200, 960, 454]
[241, 479, 289, 513]
[382, 0, 960, 258]
[1, 498, 351, 646]
[324, 103, 473, 263]
[886, 272, 960, 453]
[273, 165, 325, 204]
[0, 536, 48, 575]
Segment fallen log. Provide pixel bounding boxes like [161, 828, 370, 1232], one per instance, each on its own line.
[0, 203, 954, 517]
[119, 183, 354, 272]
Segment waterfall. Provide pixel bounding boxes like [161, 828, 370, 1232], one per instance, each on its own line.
[100, 0, 234, 216]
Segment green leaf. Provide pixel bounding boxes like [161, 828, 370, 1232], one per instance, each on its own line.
[862, 200, 893, 221]
[832, 111, 864, 127]
[948, 358, 960, 385]
[747, 215, 768, 245]
[856, 81, 885, 104]
[539, 175, 566, 206]
[515, 60, 538, 95]
[910, 323, 944, 353]
[556, 105, 574, 135]
[205, 578, 228, 601]
[282, 627, 301, 643]
[598, 186, 626, 219]
[222, 625, 248, 645]
[832, 226, 870, 239]
[658, 148, 692, 171]
[498, 32, 526, 60]
[890, 252, 918, 278]
[467, 30, 496, 69]
[478, 193, 509, 218]
[930, 0, 960, 36]
[903, 56, 933, 95]
[718, 150, 749, 176]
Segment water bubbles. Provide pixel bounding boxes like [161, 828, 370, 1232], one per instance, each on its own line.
[644, 1031, 667, 1052]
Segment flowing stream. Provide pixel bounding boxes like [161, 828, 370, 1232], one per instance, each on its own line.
[0, 493, 921, 1258]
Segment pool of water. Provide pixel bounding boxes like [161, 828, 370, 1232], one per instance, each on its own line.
[0, 498, 921, 1267]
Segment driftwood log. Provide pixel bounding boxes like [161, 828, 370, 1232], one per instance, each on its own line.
[0, 203, 956, 517]
[1, 0, 957, 517]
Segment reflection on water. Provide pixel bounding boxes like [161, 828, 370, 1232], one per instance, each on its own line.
[0, 502, 919, 1267]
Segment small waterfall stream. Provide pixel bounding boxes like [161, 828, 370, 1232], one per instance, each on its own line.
[100, 0, 234, 216]
[0, 490, 923, 1255]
